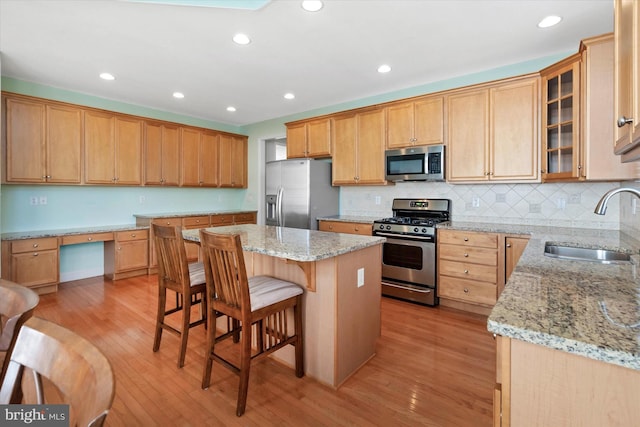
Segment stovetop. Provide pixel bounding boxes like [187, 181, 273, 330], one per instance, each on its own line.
[373, 198, 451, 237]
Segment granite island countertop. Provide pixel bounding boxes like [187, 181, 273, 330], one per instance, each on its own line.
[182, 224, 386, 262]
[438, 221, 640, 371]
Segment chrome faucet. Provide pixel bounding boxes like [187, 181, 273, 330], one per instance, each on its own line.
[594, 187, 640, 215]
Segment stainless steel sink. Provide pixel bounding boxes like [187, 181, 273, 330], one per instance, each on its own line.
[544, 243, 632, 264]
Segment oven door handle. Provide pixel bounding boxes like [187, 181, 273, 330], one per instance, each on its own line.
[374, 231, 434, 242]
[382, 281, 432, 293]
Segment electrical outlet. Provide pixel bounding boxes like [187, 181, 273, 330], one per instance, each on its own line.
[39, 196, 47, 205]
[139, 196, 146, 204]
[357, 268, 365, 287]
[556, 198, 566, 210]
[375, 196, 381, 205]
[29, 196, 38, 206]
[472, 197, 480, 208]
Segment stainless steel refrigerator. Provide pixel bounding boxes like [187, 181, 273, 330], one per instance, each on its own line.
[265, 159, 339, 230]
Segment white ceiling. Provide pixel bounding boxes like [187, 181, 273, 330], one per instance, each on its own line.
[0, 0, 613, 127]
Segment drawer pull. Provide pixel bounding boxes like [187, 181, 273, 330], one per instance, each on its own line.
[87, 237, 93, 241]
[464, 253, 469, 257]
[463, 288, 469, 293]
[463, 237, 469, 242]
[464, 269, 469, 274]
[33, 243, 39, 248]
[33, 252, 39, 256]
[131, 234, 136, 238]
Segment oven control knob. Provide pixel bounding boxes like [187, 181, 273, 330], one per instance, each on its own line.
[413, 227, 419, 233]
[379, 224, 385, 230]
[421, 228, 427, 233]
[385, 225, 391, 230]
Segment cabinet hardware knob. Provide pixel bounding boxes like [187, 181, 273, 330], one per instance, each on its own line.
[87, 237, 92, 241]
[463, 288, 469, 293]
[33, 252, 39, 256]
[506, 243, 512, 248]
[617, 116, 634, 127]
[131, 234, 136, 238]
[33, 243, 39, 248]
[463, 237, 469, 242]
[464, 269, 469, 274]
[464, 253, 469, 257]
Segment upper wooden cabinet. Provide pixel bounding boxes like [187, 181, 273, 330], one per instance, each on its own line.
[84, 111, 143, 185]
[614, 0, 640, 160]
[145, 122, 180, 186]
[180, 128, 219, 187]
[3, 95, 82, 184]
[286, 118, 331, 158]
[218, 134, 247, 188]
[386, 95, 444, 148]
[331, 108, 386, 186]
[447, 76, 539, 183]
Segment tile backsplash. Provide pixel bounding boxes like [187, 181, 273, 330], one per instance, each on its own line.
[341, 181, 631, 230]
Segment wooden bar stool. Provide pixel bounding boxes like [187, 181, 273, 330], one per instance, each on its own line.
[0, 316, 115, 427]
[199, 229, 304, 416]
[152, 223, 207, 368]
[0, 280, 39, 385]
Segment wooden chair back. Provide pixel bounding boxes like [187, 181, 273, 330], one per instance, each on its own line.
[0, 280, 39, 383]
[0, 316, 116, 427]
[199, 231, 250, 319]
[152, 223, 191, 295]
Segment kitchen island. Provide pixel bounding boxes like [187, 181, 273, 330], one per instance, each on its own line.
[441, 221, 640, 426]
[183, 224, 385, 389]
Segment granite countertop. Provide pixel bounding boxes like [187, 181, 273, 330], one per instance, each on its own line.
[440, 221, 640, 371]
[316, 215, 382, 224]
[1, 224, 149, 241]
[183, 224, 385, 262]
[134, 209, 256, 219]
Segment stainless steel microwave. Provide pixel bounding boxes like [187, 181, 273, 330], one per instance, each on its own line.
[385, 145, 445, 182]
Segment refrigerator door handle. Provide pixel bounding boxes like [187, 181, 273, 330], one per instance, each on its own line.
[276, 186, 284, 226]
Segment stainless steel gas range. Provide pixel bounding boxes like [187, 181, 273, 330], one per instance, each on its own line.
[373, 198, 451, 306]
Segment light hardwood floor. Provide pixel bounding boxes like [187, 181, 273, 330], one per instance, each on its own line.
[34, 275, 495, 426]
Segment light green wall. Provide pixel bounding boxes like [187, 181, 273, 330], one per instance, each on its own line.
[0, 50, 571, 279]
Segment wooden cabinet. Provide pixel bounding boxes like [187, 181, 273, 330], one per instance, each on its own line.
[3, 95, 82, 183]
[180, 128, 219, 187]
[286, 118, 332, 158]
[614, 0, 640, 160]
[331, 109, 386, 185]
[85, 111, 142, 185]
[104, 230, 149, 280]
[145, 122, 180, 186]
[504, 236, 529, 292]
[318, 220, 372, 236]
[437, 229, 501, 313]
[218, 134, 247, 188]
[386, 95, 444, 148]
[233, 212, 257, 224]
[147, 217, 182, 271]
[1, 237, 59, 294]
[447, 76, 539, 182]
[494, 336, 640, 427]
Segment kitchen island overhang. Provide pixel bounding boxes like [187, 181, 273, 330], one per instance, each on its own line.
[182, 224, 386, 389]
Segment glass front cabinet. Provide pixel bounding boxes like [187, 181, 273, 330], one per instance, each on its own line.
[541, 55, 581, 181]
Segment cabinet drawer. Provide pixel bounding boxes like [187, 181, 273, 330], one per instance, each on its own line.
[439, 244, 497, 266]
[151, 218, 182, 227]
[319, 221, 372, 235]
[11, 237, 58, 253]
[211, 214, 234, 226]
[438, 276, 497, 306]
[182, 216, 210, 228]
[115, 229, 148, 242]
[439, 259, 497, 283]
[233, 212, 256, 224]
[61, 232, 113, 246]
[438, 229, 498, 248]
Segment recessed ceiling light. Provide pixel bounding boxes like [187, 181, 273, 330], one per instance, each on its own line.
[227, 106, 237, 112]
[537, 15, 562, 28]
[233, 33, 251, 45]
[99, 72, 115, 80]
[301, 1, 323, 12]
[284, 93, 295, 100]
[377, 64, 392, 74]
[173, 92, 185, 99]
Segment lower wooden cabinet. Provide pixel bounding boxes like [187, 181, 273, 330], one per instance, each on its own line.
[182, 216, 211, 262]
[318, 220, 373, 236]
[437, 229, 530, 314]
[1, 237, 59, 294]
[104, 230, 149, 280]
[494, 336, 640, 427]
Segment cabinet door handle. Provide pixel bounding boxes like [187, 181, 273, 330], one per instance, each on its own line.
[33, 243, 39, 248]
[617, 116, 634, 127]
[506, 243, 512, 248]
[33, 252, 39, 256]
[464, 253, 469, 257]
[463, 288, 469, 293]
[87, 237, 93, 241]
[464, 269, 469, 274]
[463, 237, 469, 242]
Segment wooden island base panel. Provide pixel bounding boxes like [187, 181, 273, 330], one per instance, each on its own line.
[183, 224, 385, 389]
